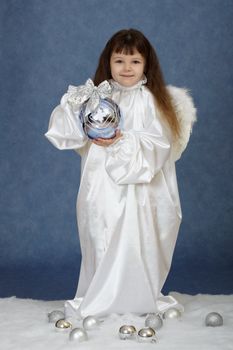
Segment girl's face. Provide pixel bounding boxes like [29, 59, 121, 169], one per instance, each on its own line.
[110, 50, 145, 87]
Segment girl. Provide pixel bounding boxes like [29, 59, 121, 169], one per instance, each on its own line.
[45, 29, 196, 319]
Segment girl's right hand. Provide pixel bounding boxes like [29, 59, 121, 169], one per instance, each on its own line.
[92, 129, 122, 147]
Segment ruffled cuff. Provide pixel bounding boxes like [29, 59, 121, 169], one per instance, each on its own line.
[105, 130, 170, 185]
[45, 91, 89, 151]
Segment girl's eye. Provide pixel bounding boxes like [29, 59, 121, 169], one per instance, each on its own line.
[114, 59, 142, 64]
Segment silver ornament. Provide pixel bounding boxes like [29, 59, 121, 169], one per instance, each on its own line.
[118, 325, 137, 340]
[83, 315, 100, 330]
[137, 327, 157, 343]
[163, 307, 182, 319]
[55, 319, 72, 332]
[80, 98, 121, 139]
[205, 312, 223, 327]
[145, 313, 163, 330]
[69, 327, 88, 342]
[48, 310, 65, 323]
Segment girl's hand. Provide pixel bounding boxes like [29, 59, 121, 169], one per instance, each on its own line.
[92, 129, 122, 147]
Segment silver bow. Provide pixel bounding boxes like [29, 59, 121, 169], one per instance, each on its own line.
[67, 79, 112, 113]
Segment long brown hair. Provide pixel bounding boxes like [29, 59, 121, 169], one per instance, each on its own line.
[93, 28, 180, 140]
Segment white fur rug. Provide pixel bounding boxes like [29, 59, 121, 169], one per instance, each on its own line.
[1, 292, 232, 350]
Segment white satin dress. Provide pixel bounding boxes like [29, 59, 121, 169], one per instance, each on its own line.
[45, 78, 195, 319]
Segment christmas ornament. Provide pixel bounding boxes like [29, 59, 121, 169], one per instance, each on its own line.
[118, 325, 137, 340]
[163, 307, 182, 319]
[67, 78, 121, 140]
[145, 313, 163, 330]
[137, 327, 157, 343]
[47, 310, 65, 323]
[79, 97, 121, 139]
[69, 327, 88, 342]
[205, 312, 223, 327]
[83, 315, 100, 330]
[55, 319, 72, 332]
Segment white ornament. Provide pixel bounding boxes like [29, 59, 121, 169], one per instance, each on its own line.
[205, 312, 223, 327]
[145, 313, 163, 330]
[83, 315, 100, 330]
[163, 307, 182, 319]
[69, 327, 88, 342]
[47, 310, 65, 323]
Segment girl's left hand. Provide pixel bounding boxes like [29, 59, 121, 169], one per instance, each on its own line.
[92, 129, 122, 147]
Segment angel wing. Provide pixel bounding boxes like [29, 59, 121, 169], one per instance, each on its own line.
[166, 85, 197, 161]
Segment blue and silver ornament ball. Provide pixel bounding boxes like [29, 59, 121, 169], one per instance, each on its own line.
[67, 79, 121, 140]
[80, 97, 121, 139]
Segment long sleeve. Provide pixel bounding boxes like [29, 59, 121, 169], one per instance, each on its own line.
[44, 91, 89, 153]
[105, 106, 171, 185]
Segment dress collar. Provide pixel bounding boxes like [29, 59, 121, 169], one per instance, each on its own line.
[110, 76, 147, 92]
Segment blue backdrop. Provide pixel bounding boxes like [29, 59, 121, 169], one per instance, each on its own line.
[0, 0, 232, 300]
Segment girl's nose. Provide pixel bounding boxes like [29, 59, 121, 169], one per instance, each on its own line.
[124, 63, 131, 71]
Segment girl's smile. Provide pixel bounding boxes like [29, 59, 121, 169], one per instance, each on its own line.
[110, 50, 145, 87]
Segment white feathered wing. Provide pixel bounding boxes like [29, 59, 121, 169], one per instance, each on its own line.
[166, 85, 197, 161]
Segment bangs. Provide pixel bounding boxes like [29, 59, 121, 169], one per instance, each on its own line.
[111, 33, 147, 57]
[113, 43, 139, 55]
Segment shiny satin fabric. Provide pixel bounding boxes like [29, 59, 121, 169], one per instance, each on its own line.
[45, 79, 184, 319]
